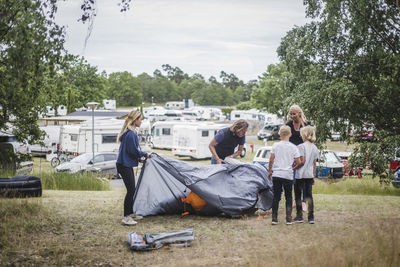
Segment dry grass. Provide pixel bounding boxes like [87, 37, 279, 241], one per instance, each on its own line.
[1, 189, 399, 266]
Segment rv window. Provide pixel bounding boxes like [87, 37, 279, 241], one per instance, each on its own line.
[252, 114, 257, 119]
[256, 150, 262, 157]
[102, 134, 117, 144]
[201, 131, 209, 137]
[155, 129, 160, 136]
[235, 114, 240, 118]
[162, 128, 171, 135]
[70, 134, 78, 142]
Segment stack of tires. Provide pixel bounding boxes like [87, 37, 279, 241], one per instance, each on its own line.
[0, 175, 42, 197]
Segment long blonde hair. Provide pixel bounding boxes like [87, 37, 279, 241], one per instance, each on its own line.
[117, 110, 142, 143]
[289, 104, 307, 127]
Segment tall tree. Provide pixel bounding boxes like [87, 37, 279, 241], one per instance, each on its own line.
[0, 0, 65, 142]
[278, 0, 400, 181]
[251, 63, 293, 118]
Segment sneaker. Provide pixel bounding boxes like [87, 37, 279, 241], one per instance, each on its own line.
[122, 216, 137, 225]
[271, 220, 278, 225]
[129, 214, 143, 220]
[286, 221, 293, 225]
[293, 216, 304, 223]
[309, 218, 315, 224]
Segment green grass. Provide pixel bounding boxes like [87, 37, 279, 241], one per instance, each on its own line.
[39, 172, 110, 191]
[313, 175, 400, 196]
[0, 190, 399, 266]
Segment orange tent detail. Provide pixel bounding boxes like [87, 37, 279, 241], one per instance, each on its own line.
[181, 192, 207, 212]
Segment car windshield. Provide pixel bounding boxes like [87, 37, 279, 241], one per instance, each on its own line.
[322, 151, 340, 163]
[70, 153, 93, 163]
[263, 125, 274, 131]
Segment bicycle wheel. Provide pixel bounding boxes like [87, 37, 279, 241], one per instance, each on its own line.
[50, 157, 60, 168]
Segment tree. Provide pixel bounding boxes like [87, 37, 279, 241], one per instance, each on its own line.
[250, 63, 293, 118]
[107, 71, 142, 107]
[0, 0, 65, 143]
[278, 0, 400, 182]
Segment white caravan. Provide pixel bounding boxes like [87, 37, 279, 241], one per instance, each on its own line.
[171, 122, 225, 159]
[230, 109, 265, 122]
[30, 125, 61, 156]
[151, 121, 187, 149]
[59, 119, 151, 154]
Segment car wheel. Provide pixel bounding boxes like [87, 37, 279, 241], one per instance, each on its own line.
[240, 148, 246, 158]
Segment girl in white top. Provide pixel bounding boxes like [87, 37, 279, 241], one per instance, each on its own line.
[293, 126, 319, 224]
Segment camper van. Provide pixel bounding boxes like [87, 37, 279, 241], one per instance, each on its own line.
[151, 121, 186, 149]
[30, 125, 61, 156]
[230, 109, 265, 122]
[59, 119, 151, 155]
[171, 122, 225, 159]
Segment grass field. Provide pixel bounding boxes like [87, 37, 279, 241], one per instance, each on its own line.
[0, 189, 399, 266]
[1, 142, 399, 265]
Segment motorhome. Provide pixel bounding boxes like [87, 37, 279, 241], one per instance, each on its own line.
[151, 121, 187, 149]
[164, 110, 184, 121]
[103, 99, 116, 110]
[171, 122, 225, 159]
[30, 125, 61, 156]
[230, 109, 265, 122]
[59, 119, 151, 155]
[165, 101, 184, 110]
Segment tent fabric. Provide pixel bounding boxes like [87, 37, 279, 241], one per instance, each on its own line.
[133, 153, 273, 217]
[127, 228, 194, 251]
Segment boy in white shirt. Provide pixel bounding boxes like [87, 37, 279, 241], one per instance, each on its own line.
[293, 126, 319, 224]
[268, 125, 301, 225]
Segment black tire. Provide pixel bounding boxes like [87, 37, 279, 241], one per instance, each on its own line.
[50, 157, 60, 168]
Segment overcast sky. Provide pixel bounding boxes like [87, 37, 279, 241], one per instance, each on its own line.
[55, 0, 309, 82]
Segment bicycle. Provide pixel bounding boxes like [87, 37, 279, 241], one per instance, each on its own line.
[50, 152, 74, 168]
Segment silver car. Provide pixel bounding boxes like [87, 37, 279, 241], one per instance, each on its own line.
[55, 152, 118, 178]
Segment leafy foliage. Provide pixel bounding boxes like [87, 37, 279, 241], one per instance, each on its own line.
[275, 0, 400, 180]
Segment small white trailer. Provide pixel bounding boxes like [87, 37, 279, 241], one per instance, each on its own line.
[150, 121, 188, 149]
[30, 125, 61, 156]
[59, 119, 151, 154]
[171, 122, 225, 159]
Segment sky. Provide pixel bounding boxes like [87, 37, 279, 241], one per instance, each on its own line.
[55, 0, 309, 82]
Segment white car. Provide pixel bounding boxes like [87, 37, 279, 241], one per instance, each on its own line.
[252, 146, 272, 168]
[55, 152, 118, 178]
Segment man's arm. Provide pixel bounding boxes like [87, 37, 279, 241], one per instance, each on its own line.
[209, 138, 223, 164]
[228, 144, 244, 158]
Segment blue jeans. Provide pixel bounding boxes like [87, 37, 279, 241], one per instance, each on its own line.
[272, 177, 293, 222]
[211, 157, 217, 164]
[294, 178, 314, 220]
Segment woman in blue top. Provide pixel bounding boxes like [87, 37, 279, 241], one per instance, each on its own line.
[117, 110, 150, 225]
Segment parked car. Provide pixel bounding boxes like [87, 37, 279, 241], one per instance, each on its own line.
[0, 133, 33, 174]
[335, 151, 363, 177]
[257, 124, 282, 140]
[357, 124, 376, 142]
[252, 146, 272, 167]
[316, 150, 345, 179]
[390, 148, 400, 173]
[55, 152, 118, 178]
[392, 170, 400, 188]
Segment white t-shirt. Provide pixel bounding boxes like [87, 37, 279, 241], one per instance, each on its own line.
[296, 142, 319, 179]
[271, 141, 300, 180]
